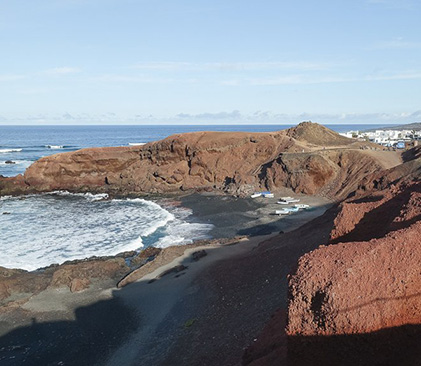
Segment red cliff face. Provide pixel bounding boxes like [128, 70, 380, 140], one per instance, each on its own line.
[243, 152, 420, 365]
[285, 158, 421, 365]
[0, 123, 384, 199]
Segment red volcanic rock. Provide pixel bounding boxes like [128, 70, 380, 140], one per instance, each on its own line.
[1, 123, 384, 199]
[330, 182, 420, 243]
[287, 221, 421, 336]
[244, 155, 420, 365]
[285, 175, 421, 365]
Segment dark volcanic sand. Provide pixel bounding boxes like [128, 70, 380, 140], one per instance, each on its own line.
[0, 192, 332, 366]
[180, 192, 332, 238]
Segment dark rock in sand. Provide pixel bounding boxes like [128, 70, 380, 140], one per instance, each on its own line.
[158, 265, 188, 278]
[191, 249, 207, 262]
[130, 247, 162, 267]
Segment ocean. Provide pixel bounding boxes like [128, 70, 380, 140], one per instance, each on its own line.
[0, 124, 390, 270]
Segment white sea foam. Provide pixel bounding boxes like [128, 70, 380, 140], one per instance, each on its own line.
[0, 148, 22, 153]
[0, 193, 213, 271]
[128, 142, 146, 146]
[47, 191, 109, 201]
[154, 206, 214, 248]
[45, 145, 64, 149]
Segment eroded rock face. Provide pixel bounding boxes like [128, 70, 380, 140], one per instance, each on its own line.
[287, 220, 421, 336]
[243, 155, 420, 365]
[0, 123, 383, 199]
[285, 172, 421, 365]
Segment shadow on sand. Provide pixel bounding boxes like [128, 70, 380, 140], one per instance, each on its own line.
[287, 323, 421, 366]
[0, 296, 138, 366]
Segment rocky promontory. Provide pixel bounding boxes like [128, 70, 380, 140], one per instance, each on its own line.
[0, 122, 389, 199]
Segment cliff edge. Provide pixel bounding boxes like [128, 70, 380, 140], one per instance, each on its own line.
[244, 149, 420, 365]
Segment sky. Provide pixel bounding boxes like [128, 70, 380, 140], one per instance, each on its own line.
[0, 0, 420, 125]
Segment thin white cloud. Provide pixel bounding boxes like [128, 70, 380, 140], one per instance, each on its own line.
[93, 74, 176, 84]
[372, 37, 421, 49]
[45, 67, 81, 75]
[93, 74, 199, 84]
[176, 110, 242, 120]
[0, 74, 25, 82]
[17, 87, 51, 95]
[132, 61, 331, 72]
[228, 71, 421, 86]
[4, 109, 421, 125]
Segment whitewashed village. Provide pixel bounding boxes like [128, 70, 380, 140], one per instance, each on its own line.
[340, 122, 420, 149]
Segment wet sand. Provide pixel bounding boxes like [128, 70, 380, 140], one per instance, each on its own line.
[180, 190, 332, 238]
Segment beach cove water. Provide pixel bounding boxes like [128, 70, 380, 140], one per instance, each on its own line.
[0, 192, 213, 271]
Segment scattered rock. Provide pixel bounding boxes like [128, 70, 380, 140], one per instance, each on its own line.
[69, 278, 91, 293]
[130, 247, 162, 267]
[191, 250, 207, 262]
[158, 265, 188, 279]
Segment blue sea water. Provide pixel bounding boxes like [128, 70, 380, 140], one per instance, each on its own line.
[0, 123, 392, 270]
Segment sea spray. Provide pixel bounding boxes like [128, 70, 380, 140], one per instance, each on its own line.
[0, 192, 213, 271]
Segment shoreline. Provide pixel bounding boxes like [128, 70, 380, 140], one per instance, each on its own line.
[0, 189, 332, 273]
[0, 190, 332, 365]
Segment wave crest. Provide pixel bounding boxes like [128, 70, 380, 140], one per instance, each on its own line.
[0, 148, 23, 153]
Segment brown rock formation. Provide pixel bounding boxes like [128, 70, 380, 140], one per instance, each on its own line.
[242, 151, 420, 365]
[48, 258, 129, 291]
[0, 257, 130, 307]
[0, 123, 386, 199]
[286, 121, 353, 146]
[285, 165, 421, 364]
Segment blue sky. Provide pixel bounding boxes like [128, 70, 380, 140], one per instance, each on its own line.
[0, 0, 420, 125]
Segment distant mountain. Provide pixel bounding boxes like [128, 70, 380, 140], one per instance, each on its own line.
[363, 122, 421, 132]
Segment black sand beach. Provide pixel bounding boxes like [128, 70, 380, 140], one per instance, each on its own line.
[0, 192, 332, 366]
[180, 191, 332, 238]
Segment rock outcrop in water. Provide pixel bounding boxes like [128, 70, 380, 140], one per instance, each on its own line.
[0, 122, 387, 199]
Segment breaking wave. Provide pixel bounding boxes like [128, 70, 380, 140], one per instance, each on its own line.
[0, 148, 23, 153]
[0, 193, 213, 271]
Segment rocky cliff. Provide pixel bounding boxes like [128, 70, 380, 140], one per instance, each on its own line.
[0, 123, 385, 199]
[244, 149, 420, 365]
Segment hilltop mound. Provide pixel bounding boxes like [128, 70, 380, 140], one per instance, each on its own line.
[286, 121, 352, 146]
[0, 123, 393, 199]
